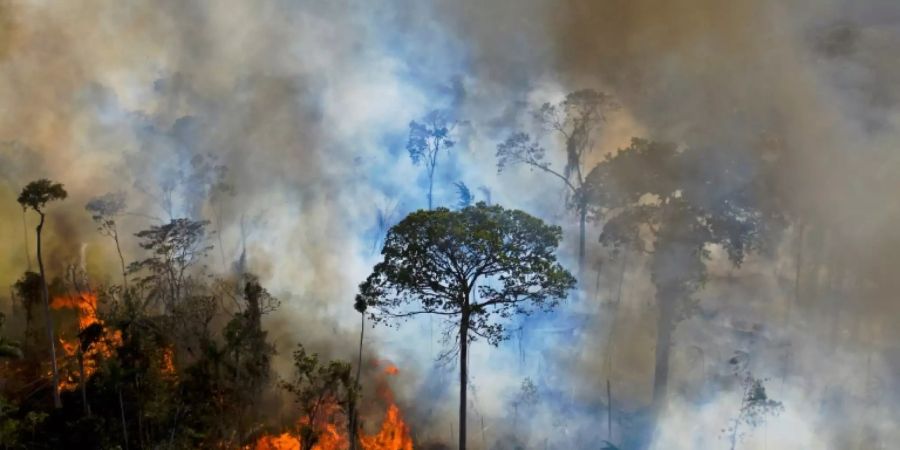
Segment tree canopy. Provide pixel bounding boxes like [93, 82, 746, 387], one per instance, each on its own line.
[17, 179, 67, 213]
[357, 202, 576, 346]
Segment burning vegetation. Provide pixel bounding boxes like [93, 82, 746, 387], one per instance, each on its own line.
[250, 365, 413, 450]
[50, 292, 123, 392]
[2, 3, 900, 447]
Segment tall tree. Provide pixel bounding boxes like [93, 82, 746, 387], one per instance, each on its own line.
[497, 89, 617, 274]
[18, 178, 68, 408]
[407, 110, 457, 210]
[348, 298, 367, 450]
[85, 191, 129, 288]
[128, 218, 212, 314]
[586, 139, 781, 444]
[356, 203, 576, 450]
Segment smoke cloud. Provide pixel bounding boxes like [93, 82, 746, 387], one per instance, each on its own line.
[1, 0, 898, 448]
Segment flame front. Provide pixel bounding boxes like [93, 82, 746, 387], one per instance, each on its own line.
[248, 365, 413, 450]
[253, 433, 300, 450]
[357, 403, 413, 450]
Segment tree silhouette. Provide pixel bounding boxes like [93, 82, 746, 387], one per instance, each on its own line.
[497, 89, 617, 274]
[128, 218, 212, 314]
[587, 139, 782, 442]
[724, 365, 782, 450]
[407, 110, 457, 210]
[348, 297, 367, 450]
[18, 178, 68, 409]
[85, 191, 129, 288]
[356, 202, 576, 450]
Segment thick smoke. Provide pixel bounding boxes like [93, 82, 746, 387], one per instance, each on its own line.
[1, 0, 898, 448]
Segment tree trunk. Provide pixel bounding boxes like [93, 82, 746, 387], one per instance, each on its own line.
[80, 351, 90, 416]
[119, 386, 130, 450]
[22, 209, 32, 271]
[349, 313, 365, 450]
[427, 160, 436, 211]
[113, 230, 127, 289]
[578, 206, 587, 276]
[607, 379, 613, 442]
[649, 295, 675, 444]
[458, 309, 470, 450]
[36, 213, 62, 409]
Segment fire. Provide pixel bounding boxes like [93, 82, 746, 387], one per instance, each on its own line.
[247, 363, 413, 450]
[160, 346, 177, 379]
[50, 292, 122, 391]
[249, 423, 346, 450]
[358, 403, 413, 450]
[253, 433, 299, 450]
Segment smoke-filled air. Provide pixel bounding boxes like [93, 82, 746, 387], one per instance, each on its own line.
[0, 1, 897, 449]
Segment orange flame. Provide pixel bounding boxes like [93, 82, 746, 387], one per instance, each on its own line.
[253, 433, 300, 450]
[50, 292, 123, 391]
[247, 364, 413, 450]
[358, 403, 413, 450]
[160, 346, 177, 380]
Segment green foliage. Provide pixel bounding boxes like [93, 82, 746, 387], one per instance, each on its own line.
[17, 179, 67, 213]
[357, 202, 575, 346]
[281, 344, 355, 450]
[0, 395, 47, 450]
[0, 314, 22, 360]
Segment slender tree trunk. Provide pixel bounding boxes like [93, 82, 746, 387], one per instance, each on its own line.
[458, 309, 470, 450]
[427, 160, 436, 211]
[578, 206, 587, 276]
[729, 419, 740, 450]
[113, 230, 128, 289]
[216, 207, 227, 272]
[649, 295, 675, 444]
[607, 379, 613, 442]
[349, 313, 365, 450]
[119, 386, 130, 450]
[22, 209, 32, 271]
[80, 351, 90, 416]
[36, 213, 62, 409]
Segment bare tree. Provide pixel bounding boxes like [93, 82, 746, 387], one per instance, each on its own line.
[129, 218, 212, 314]
[497, 89, 617, 274]
[86, 192, 129, 288]
[407, 110, 457, 210]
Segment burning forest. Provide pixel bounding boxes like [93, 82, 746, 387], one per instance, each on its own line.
[1, 1, 900, 449]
